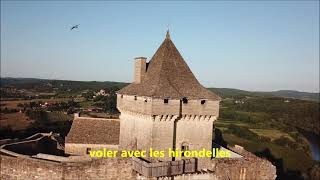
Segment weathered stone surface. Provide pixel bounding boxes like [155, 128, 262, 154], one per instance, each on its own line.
[0, 146, 277, 180]
[0, 155, 134, 180]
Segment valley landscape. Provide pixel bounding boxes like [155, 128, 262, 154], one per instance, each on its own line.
[1, 1, 319, 179]
[1, 77, 319, 179]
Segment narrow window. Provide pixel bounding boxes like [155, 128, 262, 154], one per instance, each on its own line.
[181, 145, 189, 151]
[134, 96, 137, 100]
[86, 148, 92, 154]
[182, 98, 188, 104]
[121, 95, 123, 98]
[181, 143, 189, 157]
[201, 100, 206, 104]
[164, 99, 169, 104]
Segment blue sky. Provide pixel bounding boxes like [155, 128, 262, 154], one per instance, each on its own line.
[1, 1, 319, 92]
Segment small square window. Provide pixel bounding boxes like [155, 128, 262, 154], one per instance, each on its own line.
[181, 145, 189, 151]
[164, 99, 169, 104]
[201, 100, 206, 104]
[182, 98, 188, 104]
[144, 99, 147, 102]
[134, 96, 137, 100]
[181, 144, 189, 157]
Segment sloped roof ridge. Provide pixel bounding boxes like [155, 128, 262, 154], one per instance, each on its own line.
[117, 33, 220, 101]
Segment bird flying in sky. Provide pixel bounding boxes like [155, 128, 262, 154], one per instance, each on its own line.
[70, 24, 79, 31]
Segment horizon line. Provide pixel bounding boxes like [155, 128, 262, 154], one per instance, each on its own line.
[1, 76, 319, 94]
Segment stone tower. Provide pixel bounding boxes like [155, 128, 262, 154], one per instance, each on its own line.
[117, 31, 221, 165]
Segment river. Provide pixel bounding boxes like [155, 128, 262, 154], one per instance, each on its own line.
[298, 128, 320, 161]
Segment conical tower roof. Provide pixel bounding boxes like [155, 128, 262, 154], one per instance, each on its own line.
[118, 31, 220, 100]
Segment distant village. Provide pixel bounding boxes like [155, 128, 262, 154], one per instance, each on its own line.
[1, 85, 118, 115]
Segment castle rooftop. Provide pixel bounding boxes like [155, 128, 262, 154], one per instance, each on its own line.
[117, 31, 220, 100]
[65, 118, 119, 145]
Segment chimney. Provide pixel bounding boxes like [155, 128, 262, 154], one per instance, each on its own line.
[134, 57, 147, 83]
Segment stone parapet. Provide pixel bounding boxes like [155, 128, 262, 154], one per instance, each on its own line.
[117, 94, 219, 116]
[132, 157, 196, 178]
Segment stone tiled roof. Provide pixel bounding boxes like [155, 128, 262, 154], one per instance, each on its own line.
[65, 118, 119, 145]
[117, 31, 220, 100]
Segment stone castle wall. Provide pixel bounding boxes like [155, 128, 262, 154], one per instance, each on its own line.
[151, 115, 176, 161]
[175, 116, 215, 169]
[119, 110, 218, 166]
[65, 143, 118, 156]
[117, 94, 219, 116]
[210, 147, 277, 180]
[117, 94, 219, 162]
[119, 111, 155, 151]
[0, 155, 134, 180]
[0, 146, 277, 180]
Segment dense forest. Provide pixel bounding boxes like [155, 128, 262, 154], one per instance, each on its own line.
[220, 97, 320, 135]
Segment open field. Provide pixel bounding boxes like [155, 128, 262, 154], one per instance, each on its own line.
[78, 100, 95, 108]
[0, 111, 72, 130]
[0, 98, 72, 109]
[215, 101, 317, 177]
[215, 120, 295, 141]
[215, 120, 249, 127]
[250, 128, 295, 141]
